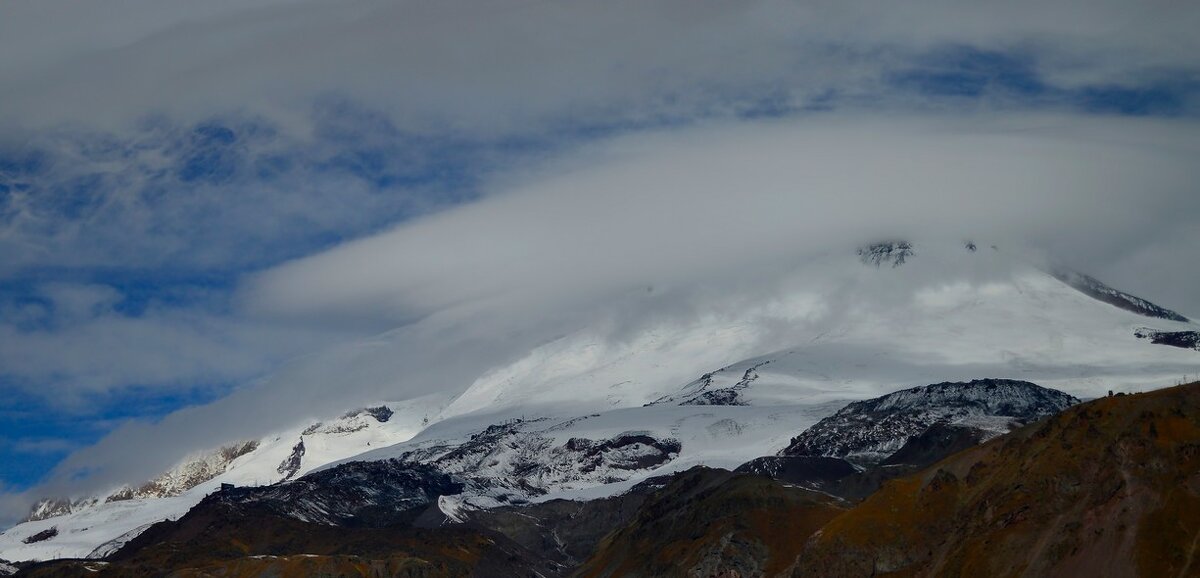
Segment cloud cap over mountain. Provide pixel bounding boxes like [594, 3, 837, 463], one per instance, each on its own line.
[1, 0, 1199, 530]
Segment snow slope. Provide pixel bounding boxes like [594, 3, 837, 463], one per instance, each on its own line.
[4, 242, 1198, 562]
[438, 243, 1199, 419]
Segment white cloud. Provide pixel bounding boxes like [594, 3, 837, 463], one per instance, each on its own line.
[0, 283, 354, 404]
[23, 112, 1198, 499]
[3, 0, 1200, 521]
[0, 0, 1196, 128]
[243, 113, 1200, 323]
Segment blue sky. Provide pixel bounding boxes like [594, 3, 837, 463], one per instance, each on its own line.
[0, 105, 509, 488]
[1, 0, 1199, 517]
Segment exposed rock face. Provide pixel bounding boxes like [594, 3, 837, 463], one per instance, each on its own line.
[22, 500, 78, 523]
[357, 405, 394, 423]
[105, 440, 260, 503]
[795, 382, 1200, 578]
[20, 527, 56, 545]
[1136, 327, 1200, 351]
[858, 241, 914, 267]
[276, 439, 306, 480]
[25, 441, 260, 521]
[781, 379, 1078, 466]
[879, 421, 991, 467]
[389, 420, 682, 511]
[737, 380, 1078, 502]
[649, 362, 769, 407]
[1054, 268, 1189, 321]
[209, 460, 462, 527]
[735, 456, 859, 492]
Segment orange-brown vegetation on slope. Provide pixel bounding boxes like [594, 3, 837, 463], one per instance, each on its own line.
[796, 382, 1200, 578]
[164, 553, 454, 578]
[575, 467, 844, 578]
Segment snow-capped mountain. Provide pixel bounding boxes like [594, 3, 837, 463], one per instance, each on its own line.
[21, 440, 260, 524]
[778, 379, 1078, 465]
[0, 397, 444, 561]
[20, 407, 422, 525]
[3, 241, 1199, 563]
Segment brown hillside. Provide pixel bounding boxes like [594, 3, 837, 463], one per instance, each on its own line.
[575, 467, 844, 578]
[795, 382, 1200, 578]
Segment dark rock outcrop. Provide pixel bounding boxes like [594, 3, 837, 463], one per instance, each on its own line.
[858, 241, 914, 268]
[1136, 327, 1200, 351]
[276, 438, 305, 480]
[1054, 269, 1189, 321]
[19, 528, 56, 545]
[781, 379, 1077, 466]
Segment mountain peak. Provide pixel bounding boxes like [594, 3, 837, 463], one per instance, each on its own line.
[857, 241, 914, 267]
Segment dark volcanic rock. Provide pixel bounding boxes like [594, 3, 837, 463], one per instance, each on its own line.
[276, 438, 305, 480]
[736, 380, 1078, 502]
[879, 422, 990, 468]
[781, 379, 1077, 466]
[858, 241, 914, 268]
[735, 456, 858, 489]
[20, 527, 56, 545]
[35, 460, 555, 576]
[649, 362, 768, 406]
[567, 435, 682, 472]
[347, 405, 394, 423]
[1054, 269, 1189, 322]
[210, 460, 462, 528]
[388, 419, 682, 505]
[1135, 327, 1200, 351]
[465, 493, 650, 568]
